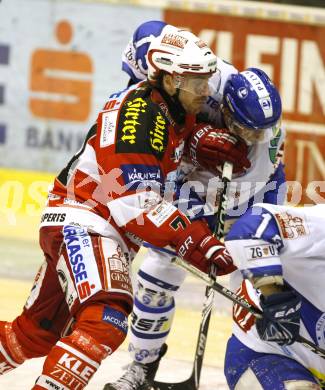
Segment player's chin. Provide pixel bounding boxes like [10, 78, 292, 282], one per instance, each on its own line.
[191, 99, 206, 113]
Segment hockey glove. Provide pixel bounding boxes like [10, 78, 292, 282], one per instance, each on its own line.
[233, 280, 261, 333]
[189, 123, 251, 174]
[256, 290, 301, 346]
[171, 220, 236, 276]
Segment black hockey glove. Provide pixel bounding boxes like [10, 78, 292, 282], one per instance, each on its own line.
[256, 290, 301, 346]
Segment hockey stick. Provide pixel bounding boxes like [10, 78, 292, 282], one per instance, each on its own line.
[153, 162, 233, 390]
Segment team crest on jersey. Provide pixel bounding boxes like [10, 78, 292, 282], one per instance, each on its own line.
[275, 212, 309, 239]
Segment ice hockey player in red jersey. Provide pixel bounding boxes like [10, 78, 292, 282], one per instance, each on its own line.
[0, 28, 240, 389]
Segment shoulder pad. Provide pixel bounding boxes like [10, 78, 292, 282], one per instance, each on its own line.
[115, 86, 168, 160]
[226, 205, 283, 249]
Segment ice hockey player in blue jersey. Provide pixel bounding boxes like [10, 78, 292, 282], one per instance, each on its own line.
[224, 203, 325, 389]
[104, 20, 285, 390]
[122, 20, 167, 86]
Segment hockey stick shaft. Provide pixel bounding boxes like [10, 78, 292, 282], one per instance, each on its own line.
[190, 161, 233, 388]
[174, 257, 325, 360]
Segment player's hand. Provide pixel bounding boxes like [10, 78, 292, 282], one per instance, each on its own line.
[171, 220, 236, 275]
[189, 123, 251, 174]
[233, 280, 260, 333]
[256, 289, 301, 346]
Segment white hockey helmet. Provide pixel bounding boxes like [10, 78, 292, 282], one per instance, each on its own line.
[147, 27, 218, 80]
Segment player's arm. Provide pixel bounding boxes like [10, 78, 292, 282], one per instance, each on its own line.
[95, 111, 234, 276]
[225, 205, 284, 288]
[226, 205, 301, 345]
[105, 157, 234, 276]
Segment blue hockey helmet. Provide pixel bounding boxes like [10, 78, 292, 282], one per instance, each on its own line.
[223, 67, 282, 130]
[122, 20, 167, 84]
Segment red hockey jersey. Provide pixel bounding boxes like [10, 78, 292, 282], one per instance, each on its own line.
[47, 82, 195, 250]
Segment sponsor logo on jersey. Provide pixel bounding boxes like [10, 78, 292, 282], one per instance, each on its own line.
[158, 102, 175, 126]
[121, 97, 147, 145]
[116, 93, 152, 155]
[121, 164, 163, 191]
[116, 91, 170, 159]
[102, 306, 128, 334]
[161, 33, 188, 49]
[100, 110, 118, 147]
[245, 243, 278, 261]
[275, 212, 309, 239]
[104, 243, 132, 295]
[147, 200, 177, 228]
[63, 225, 100, 302]
[150, 113, 167, 153]
[41, 212, 66, 223]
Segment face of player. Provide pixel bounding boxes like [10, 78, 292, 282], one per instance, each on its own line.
[222, 106, 266, 145]
[174, 74, 212, 114]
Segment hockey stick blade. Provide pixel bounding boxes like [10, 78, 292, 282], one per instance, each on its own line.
[153, 378, 196, 390]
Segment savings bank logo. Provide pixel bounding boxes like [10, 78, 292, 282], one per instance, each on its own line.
[30, 20, 93, 122]
[63, 225, 100, 302]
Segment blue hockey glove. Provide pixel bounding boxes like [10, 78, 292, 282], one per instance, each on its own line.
[256, 290, 301, 346]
